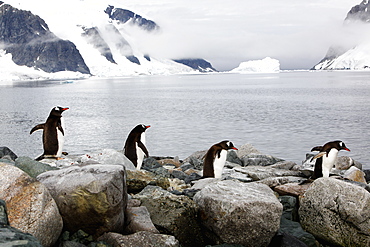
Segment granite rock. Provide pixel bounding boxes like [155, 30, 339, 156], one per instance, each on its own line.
[15, 156, 58, 178]
[299, 177, 370, 246]
[193, 180, 282, 246]
[125, 206, 159, 234]
[37, 164, 127, 237]
[0, 163, 63, 247]
[98, 231, 179, 247]
[133, 186, 204, 247]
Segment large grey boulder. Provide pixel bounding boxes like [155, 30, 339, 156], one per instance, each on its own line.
[193, 180, 282, 246]
[37, 164, 127, 237]
[79, 149, 136, 170]
[299, 177, 370, 246]
[98, 231, 179, 247]
[133, 186, 204, 247]
[234, 166, 303, 181]
[241, 153, 284, 166]
[257, 176, 307, 188]
[15, 156, 58, 178]
[236, 143, 262, 158]
[0, 199, 43, 246]
[335, 156, 362, 170]
[125, 206, 159, 234]
[44, 149, 136, 169]
[0, 163, 63, 247]
[126, 169, 157, 193]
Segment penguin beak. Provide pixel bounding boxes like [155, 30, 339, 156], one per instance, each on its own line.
[145, 125, 151, 129]
[344, 148, 350, 152]
[61, 107, 69, 111]
[232, 147, 238, 150]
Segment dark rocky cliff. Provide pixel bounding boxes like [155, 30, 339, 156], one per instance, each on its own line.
[105, 6, 159, 32]
[173, 59, 218, 72]
[0, 3, 90, 74]
[0, 2, 217, 75]
[82, 26, 116, 64]
[345, 0, 370, 23]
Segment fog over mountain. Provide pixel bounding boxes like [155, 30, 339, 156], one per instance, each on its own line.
[314, 0, 370, 70]
[0, 0, 217, 81]
[0, 0, 365, 81]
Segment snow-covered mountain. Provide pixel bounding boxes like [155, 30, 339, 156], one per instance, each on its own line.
[313, 0, 370, 70]
[0, 0, 216, 81]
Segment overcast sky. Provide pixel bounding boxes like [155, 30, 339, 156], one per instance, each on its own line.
[122, 0, 360, 71]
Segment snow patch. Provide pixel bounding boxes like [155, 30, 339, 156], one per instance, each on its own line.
[230, 57, 280, 73]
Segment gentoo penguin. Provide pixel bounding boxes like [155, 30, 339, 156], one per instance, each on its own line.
[124, 124, 150, 170]
[310, 140, 350, 178]
[203, 140, 238, 178]
[30, 106, 69, 160]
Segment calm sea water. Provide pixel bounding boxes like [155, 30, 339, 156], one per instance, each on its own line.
[0, 71, 369, 168]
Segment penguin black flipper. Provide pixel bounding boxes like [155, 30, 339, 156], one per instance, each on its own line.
[312, 157, 323, 179]
[57, 122, 65, 136]
[310, 152, 326, 162]
[30, 124, 45, 135]
[203, 148, 218, 178]
[138, 141, 149, 157]
[216, 149, 222, 159]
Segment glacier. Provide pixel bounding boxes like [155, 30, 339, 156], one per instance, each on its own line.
[0, 0, 199, 82]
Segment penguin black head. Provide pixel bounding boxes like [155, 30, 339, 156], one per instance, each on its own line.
[311, 140, 350, 153]
[133, 124, 151, 133]
[333, 140, 350, 152]
[50, 106, 69, 117]
[219, 140, 238, 151]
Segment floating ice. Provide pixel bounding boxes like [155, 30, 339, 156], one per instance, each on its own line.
[230, 57, 280, 73]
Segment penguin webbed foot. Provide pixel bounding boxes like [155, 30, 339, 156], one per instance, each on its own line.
[299, 178, 314, 185]
[35, 155, 44, 161]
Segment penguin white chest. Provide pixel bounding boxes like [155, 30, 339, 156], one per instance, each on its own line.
[136, 132, 146, 170]
[213, 150, 227, 178]
[56, 117, 65, 157]
[322, 149, 338, 177]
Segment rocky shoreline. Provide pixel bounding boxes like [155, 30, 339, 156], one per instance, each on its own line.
[0, 144, 369, 247]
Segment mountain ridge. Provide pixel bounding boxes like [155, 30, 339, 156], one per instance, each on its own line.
[313, 0, 370, 70]
[0, 1, 216, 80]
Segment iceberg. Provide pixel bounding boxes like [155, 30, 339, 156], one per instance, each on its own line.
[230, 57, 280, 73]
